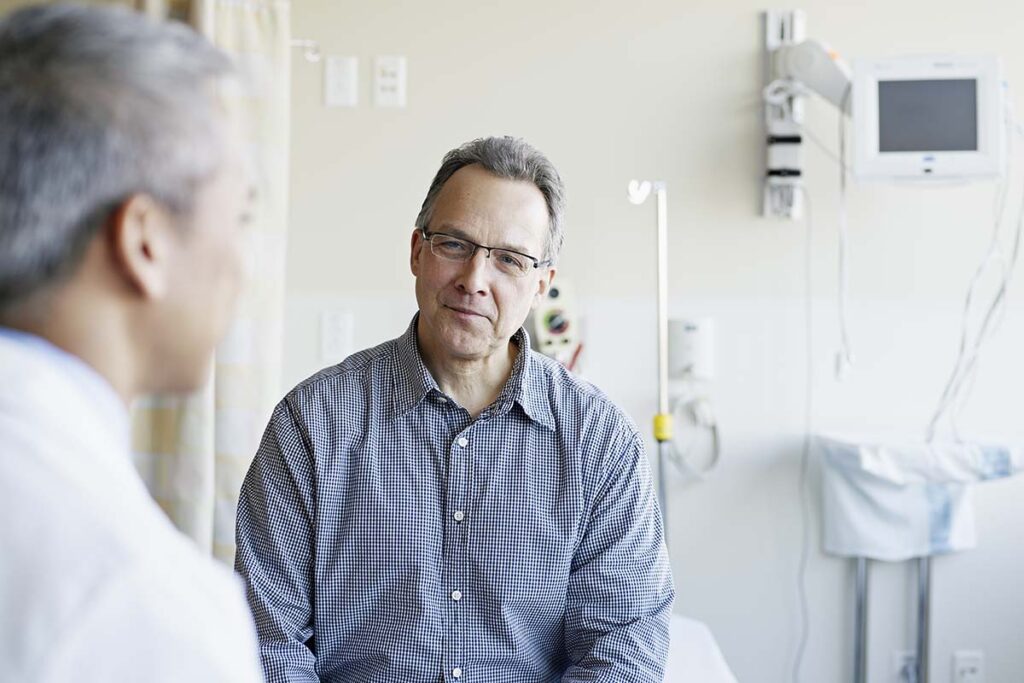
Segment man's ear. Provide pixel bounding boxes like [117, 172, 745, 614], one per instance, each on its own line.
[531, 267, 556, 310]
[107, 194, 176, 300]
[410, 228, 425, 276]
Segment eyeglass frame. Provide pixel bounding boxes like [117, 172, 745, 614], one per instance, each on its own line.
[419, 229, 552, 275]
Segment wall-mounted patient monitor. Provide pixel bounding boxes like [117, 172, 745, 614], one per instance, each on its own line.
[853, 55, 1005, 181]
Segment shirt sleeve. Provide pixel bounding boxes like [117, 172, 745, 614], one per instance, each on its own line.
[562, 431, 675, 682]
[235, 398, 320, 682]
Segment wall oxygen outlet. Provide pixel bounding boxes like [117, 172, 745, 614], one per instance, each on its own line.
[953, 650, 984, 683]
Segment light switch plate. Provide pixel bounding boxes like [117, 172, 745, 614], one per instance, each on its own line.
[324, 56, 358, 107]
[320, 310, 354, 363]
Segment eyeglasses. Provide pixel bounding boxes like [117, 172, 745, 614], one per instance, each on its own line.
[420, 230, 550, 278]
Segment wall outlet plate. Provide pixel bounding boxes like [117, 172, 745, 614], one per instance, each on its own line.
[953, 650, 984, 683]
[320, 310, 354, 363]
[891, 650, 917, 683]
[373, 55, 406, 108]
[324, 56, 358, 108]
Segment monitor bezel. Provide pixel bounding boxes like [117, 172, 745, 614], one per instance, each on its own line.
[852, 56, 1004, 182]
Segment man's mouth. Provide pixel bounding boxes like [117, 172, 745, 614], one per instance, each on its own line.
[445, 304, 488, 319]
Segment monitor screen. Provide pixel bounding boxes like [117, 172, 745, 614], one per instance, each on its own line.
[877, 79, 978, 153]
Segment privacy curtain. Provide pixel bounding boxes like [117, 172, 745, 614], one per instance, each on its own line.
[131, 0, 291, 563]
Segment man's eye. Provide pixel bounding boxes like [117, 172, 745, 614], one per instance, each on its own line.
[439, 240, 469, 252]
[498, 253, 525, 268]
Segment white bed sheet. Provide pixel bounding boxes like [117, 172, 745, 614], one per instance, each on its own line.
[663, 615, 738, 683]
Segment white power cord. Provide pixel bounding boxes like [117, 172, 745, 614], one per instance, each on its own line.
[835, 85, 855, 381]
[803, 126, 850, 171]
[666, 386, 721, 480]
[926, 96, 1024, 442]
[792, 186, 815, 683]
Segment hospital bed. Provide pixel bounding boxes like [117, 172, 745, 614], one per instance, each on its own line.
[664, 615, 739, 683]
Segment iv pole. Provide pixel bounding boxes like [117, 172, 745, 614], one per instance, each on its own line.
[628, 180, 672, 534]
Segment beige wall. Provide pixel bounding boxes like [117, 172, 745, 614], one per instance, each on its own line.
[288, 2, 1024, 682]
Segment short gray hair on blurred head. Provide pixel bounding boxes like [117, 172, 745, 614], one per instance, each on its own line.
[0, 3, 234, 310]
[414, 136, 566, 264]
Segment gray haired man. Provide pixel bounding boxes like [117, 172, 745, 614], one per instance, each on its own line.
[236, 136, 674, 682]
[0, 5, 261, 681]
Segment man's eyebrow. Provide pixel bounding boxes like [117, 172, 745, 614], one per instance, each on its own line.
[433, 223, 535, 255]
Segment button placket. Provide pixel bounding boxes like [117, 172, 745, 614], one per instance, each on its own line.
[445, 427, 471, 682]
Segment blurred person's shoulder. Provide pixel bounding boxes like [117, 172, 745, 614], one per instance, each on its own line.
[0, 427, 260, 682]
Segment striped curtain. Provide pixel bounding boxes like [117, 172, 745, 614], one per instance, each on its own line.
[131, 0, 291, 563]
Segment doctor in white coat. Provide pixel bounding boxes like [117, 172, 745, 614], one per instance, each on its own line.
[0, 5, 262, 682]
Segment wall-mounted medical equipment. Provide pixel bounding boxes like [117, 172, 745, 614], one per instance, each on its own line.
[528, 277, 583, 372]
[761, 10, 813, 219]
[667, 318, 720, 479]
[627, 179, 673, 529]
[853, 56, 1005, 181]
[668, 318, 715, 380]
[763, 12, 1022, 683]
[761, 11, 1006, 218]
[627, 181, 723, 541]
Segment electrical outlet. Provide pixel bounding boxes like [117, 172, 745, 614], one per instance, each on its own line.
[953, 650, 984, 683]
[373, 55, 406, 108]
[891, 650, 917, 683]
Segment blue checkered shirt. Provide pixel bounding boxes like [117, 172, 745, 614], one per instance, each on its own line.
[235, 317, 674, 682]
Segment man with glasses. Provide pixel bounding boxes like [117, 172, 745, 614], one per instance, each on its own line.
[236, 136, 674, 682]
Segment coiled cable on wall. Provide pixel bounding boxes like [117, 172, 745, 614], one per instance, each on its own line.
[926, 97, 1024, 442]
[666, 388, 721, 480]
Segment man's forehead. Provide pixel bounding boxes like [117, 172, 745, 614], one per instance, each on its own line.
[431, 166, 549, 250]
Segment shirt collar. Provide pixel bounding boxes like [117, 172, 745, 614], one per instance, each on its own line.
[392, 314, 440, 418]
[516, 327, 557, 430]
[0, 325, 130, 450]
[391, 315, 555, 430]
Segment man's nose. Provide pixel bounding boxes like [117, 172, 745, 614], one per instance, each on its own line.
[455, 248, 491, 293]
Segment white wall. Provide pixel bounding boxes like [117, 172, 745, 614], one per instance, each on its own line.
[285, 1, 1024, 681]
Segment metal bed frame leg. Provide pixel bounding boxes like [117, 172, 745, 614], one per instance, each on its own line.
[916, 557, 931, 683]
[852, 556, 932, 683]
[854, 557, 868, 683]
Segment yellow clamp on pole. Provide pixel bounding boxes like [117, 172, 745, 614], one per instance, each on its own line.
[653, 413, 673, 442]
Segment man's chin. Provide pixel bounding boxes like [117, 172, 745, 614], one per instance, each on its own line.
[433, 326, 493, 357]
[440, 338, 488, 359]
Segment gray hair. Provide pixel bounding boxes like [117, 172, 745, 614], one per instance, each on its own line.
[415, 136, 566, 263]
[0, 4, 234, 309]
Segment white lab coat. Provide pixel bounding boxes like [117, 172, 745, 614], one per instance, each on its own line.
[0, 330, 263, 683]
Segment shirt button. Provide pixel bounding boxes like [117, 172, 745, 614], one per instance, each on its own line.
[436, 396, 447, 404]
[452, 668, 463, 679]
[451, 590, 462, 601]
[457, 437, 468, 448]
[453, 510, 465, 522]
